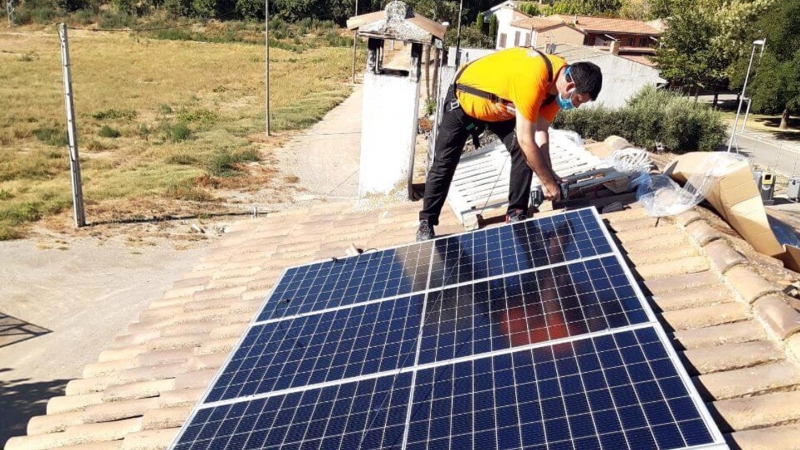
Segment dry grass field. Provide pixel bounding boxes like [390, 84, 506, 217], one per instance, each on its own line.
[0, 27, 357, 239]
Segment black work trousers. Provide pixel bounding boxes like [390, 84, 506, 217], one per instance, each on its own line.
[420, 87, 534, 226]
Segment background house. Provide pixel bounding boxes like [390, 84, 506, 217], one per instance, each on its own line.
[500, 16, 584, 50]
[550, 14, 661, 55]
[484, 1, 662, 56]
[542, 43, 665, 108]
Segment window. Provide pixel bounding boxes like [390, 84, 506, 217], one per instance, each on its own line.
[499, 33, 507, 48]
[514, 31, 521, 47]
[640, 37, 649, 47]
[525, 32, 532, 47]
[628, 37, 634, 46]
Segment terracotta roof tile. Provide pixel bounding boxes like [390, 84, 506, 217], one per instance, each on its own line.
[46, 393, 105, 415]
[52, 442, 123, 450]
[12, 196, 800, 449]
[98, 378, 175, 403]
[652, 285, 734, 312]
[712, 391, 800, 431]
[510, 16, 564, 31]
[673, 321, 767, 350]
[661, 302, 749, 331]
[118, 428, 179, 450]
[140, 406, 192, 432]
[697, 361, 800, 400]
[681, 340, 783, 375]
[550, 14, 661, 35]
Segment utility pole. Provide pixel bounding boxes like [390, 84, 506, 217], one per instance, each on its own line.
[57, 24, 86, 228]
[265, 0, 270, 136]
[6, 0, 14, 27]
[351, 0, 358, 84]
[455, 0, 463, 66]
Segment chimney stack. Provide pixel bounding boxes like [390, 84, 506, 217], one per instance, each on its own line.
[610, 40, 620, 55]
[573, 14, 578, 24]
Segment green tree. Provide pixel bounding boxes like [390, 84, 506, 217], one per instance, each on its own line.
[475, 11, 484, 31]
[653, 0, 722, 98]
[488, 14, 498, 42]
[551, 0, 622, 16]
[742, 1, 800, 129]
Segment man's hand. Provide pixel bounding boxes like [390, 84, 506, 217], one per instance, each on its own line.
[542, 176, 562, 203]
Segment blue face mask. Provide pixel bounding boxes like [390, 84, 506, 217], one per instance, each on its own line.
[557, 90, 576, 111]
[557, 66, 577, 111]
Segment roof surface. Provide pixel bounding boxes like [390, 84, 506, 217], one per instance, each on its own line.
[551, 14, 662, 36]
[6, 186, 800, 450]
[346, 7, 446, 42]
[510, 16, 567, 32]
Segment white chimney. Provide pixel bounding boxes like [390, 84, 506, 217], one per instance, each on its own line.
[610, 40, 620, 55]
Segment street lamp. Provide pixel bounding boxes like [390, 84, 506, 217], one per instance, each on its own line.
[454, 0, 464, 67]
[740, 39, 766, 132]
[727, 38, 766, 152]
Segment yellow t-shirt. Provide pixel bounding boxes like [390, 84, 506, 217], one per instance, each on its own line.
[455, 48, 567, 123]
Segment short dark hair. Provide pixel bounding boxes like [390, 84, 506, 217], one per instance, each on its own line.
[569, 62, 603, 101]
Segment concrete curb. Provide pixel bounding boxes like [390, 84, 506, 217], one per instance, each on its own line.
[675, 209, 800, 362]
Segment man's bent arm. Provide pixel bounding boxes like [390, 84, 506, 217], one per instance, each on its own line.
[516, 112, 560, 201]
[535, 116, 553, 169]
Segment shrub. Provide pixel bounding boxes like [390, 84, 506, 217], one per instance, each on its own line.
[169, 122, 191, 141]
[98, 11, 136, 29]
[92, 109, 138, 120]
[98, 125, 121, 138]
[33, 126, 68, 146]
[206, 148, 260, 177]
[165, 153, 200, 165]
[552, 86, 726, 153]
[164, 181, 214, 201]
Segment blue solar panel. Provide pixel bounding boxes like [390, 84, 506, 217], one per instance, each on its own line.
[407, 327, 715, 450]
[428, 208, 612, 289]
[207, 294, 424, 403]
[176, 373, 412, 450]
[418, 256, 649, 364]
[258, 242, 433, 322]
[172, 208, 726, 450]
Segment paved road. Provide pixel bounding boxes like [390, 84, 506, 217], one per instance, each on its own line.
[729, 131, 800, 177]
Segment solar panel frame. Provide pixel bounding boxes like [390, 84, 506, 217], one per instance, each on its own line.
[170, 207, 728, 450]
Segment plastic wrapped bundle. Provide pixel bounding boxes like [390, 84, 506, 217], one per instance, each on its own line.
[633, 152, 749, 217]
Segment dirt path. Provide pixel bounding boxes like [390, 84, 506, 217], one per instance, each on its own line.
[275, 87, 363, 199]
[0, 236, 206, 447]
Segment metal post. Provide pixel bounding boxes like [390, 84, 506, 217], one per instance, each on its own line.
[352, 0, 358, 84]
[6, 0, 14, 27]
[728, 39, 764, 152]
[740, 97, 752, 133]
[57, 24, 86, 228]
[265, 0, 270, 136]
[454, 0, 463, 67]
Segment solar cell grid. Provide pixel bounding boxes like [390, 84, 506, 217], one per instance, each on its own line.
[177, 373, 412, 450]
[419, 256, 649, 364]
[171, 207, 726, 450]
[407, 327, 714, 450]
[428, 209, 612, 289]
[207, 294, 425, 403]
[257, 242, 433, 322]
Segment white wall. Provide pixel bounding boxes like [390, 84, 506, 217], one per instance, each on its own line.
[574, 55, 665, 109]
[359, 72, 421, 196]
[494, 8, 519, 49]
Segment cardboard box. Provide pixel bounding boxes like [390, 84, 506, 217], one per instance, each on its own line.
[664, 152, 800, 272]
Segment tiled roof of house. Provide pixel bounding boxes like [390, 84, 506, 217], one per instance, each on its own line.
[7, 187, 800, 450]
[510, 16, 566, 31]
[551, 14, 662, 36]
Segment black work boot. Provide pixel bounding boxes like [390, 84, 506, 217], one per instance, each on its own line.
[506, 209, 528, 223]
[416, 220, 435, 241]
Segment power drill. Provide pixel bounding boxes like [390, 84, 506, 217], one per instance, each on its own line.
[531, 182, 570, 209]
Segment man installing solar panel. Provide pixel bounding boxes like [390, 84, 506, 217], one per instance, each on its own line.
[416, 47, 603, 241]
